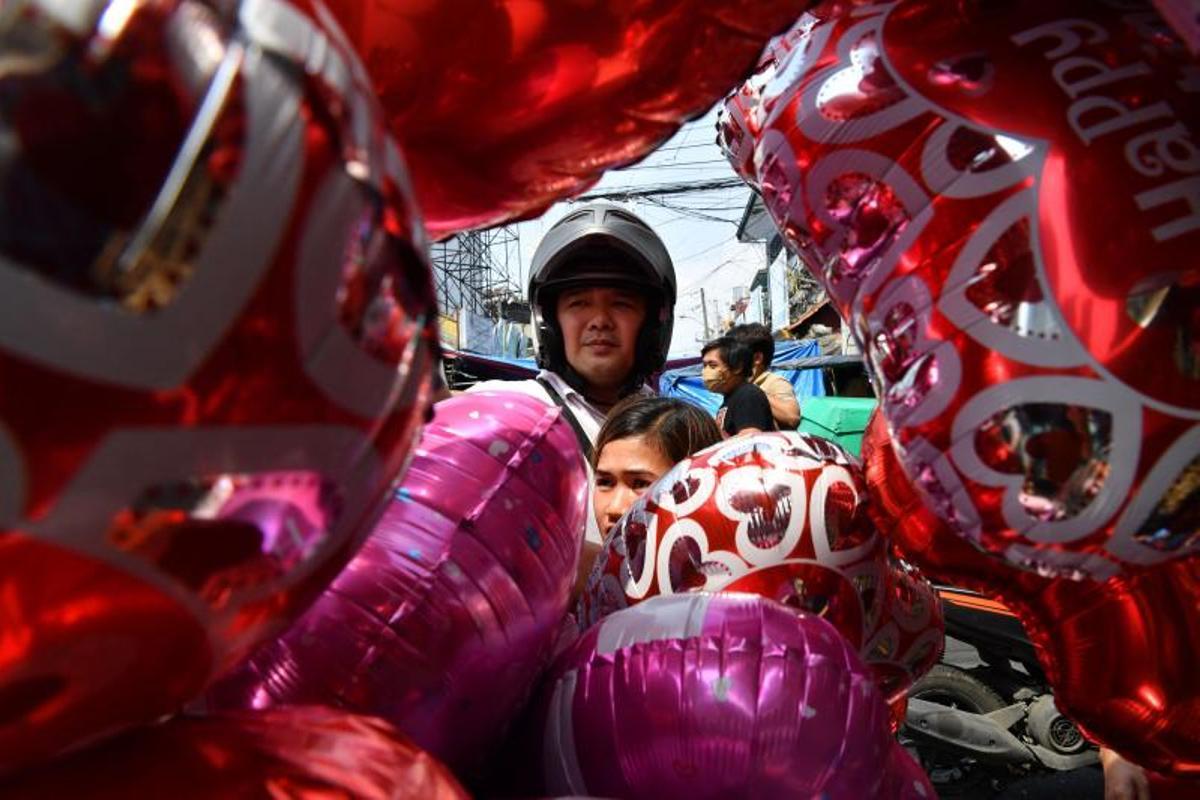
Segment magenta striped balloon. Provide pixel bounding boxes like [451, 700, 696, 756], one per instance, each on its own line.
[534, 592, 932, 799]
[204, 392, 588, 773]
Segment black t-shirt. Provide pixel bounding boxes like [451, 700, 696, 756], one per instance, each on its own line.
[716, 381, 776, 436]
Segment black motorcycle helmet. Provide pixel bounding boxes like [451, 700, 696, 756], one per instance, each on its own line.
[529, 203, 677, 397]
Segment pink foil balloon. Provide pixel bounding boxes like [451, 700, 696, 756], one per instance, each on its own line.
[883, 739, 938, 800]
[205, 393, 588, 772]
[533, 592, 932, 799]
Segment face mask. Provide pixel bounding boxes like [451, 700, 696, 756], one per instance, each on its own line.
[702, 365, 730, 392]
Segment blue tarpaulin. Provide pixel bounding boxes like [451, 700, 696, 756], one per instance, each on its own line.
[447, 341, 832, 411]
[657, 339, 824, 415]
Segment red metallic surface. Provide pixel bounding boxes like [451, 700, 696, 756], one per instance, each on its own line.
[748, 0, 1199, 582]
[864, 412, 1200, 775]
[0, 706, 468, 799]
[0, 0, 437, 770]
[324, 0, 823, 238]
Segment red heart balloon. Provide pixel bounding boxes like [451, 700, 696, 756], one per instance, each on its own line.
[863, 411, 1200, 776]
[717, 14, 827, 187]
[0, 0, 436, 770]
[739, 0, 1199, 582]
[323, 0, 822, 238]
[581, 431, 943, 701]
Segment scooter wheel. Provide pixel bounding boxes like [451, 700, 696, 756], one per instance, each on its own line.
[902, 665, 1009, 798]
[909, 664, 1005, 713]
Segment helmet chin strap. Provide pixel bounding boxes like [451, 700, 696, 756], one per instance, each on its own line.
[560, 363, 632, 408]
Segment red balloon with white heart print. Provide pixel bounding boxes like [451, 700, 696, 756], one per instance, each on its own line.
[716, 14, 833, 188]
[322, 0, 823, 238]
[739, 0, 1200, 584]
[863, 410, 1200, 775]
[865, 557, 944, 702]
[0, 0, 437, 771]
[580, 431, 943, 700]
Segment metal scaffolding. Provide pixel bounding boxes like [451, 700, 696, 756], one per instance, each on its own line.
[429, 225, 524, 319]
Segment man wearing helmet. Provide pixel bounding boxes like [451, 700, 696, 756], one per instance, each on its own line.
[468, 203, 677, 557]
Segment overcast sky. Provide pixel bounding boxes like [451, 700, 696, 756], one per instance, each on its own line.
[511, 105, 769, 357]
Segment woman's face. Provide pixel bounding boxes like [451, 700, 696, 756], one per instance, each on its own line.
[593, 435, 675, 536]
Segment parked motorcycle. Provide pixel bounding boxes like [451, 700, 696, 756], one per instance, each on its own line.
[900, 587, 1099, 798]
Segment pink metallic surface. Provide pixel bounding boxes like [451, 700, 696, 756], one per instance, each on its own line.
[0, 0, 436, 771]
[533, 593, 933, 799]
[206, 392, 588, 774]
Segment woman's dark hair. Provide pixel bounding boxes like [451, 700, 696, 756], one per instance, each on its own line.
[592, 396, 722, 468]
[729, 322, 775, 365]
[701, 335, 755, 378]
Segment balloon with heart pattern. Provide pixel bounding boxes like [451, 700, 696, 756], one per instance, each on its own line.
[734, 0, 1200, 583]
[865, 557, 944, 702]
[580, 431, 943, 700]
[863, 409, 1200, 775]
[716, 13, 831, 188]
[0, 0, 437, 771]
[321, 0, 824, 238]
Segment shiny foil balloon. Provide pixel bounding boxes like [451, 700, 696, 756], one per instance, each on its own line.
[863, 411, 1200, 775]
[206, 392, 588, 773]
[0, 707, 467, 799]
[322, 0, 822, 238]
[581, 431, 942, 699]
[866, 557, 944, 701]
[717, 14, 824, 187]
[738, 0, 1200, 581]
[717, 78, 765, 186]
[1153, 0, 1200, 52]
[532, 593, 933, 799]
[0, 0, 437, 771]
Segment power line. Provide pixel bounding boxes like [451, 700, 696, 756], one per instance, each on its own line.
[676, 235, 735, 265]
[574, 177, 747, 202]
[678, 255, 755, 292]
[651, 141, 723, 154]
[616, 159, 732, 170]
[645, 196, 740, 225]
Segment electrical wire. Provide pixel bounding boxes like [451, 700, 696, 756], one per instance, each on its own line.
[574, 177, 748, 202]
[615, 159, 732, 170]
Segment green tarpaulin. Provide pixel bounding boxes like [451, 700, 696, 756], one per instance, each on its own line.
[798, 397, 877, 458]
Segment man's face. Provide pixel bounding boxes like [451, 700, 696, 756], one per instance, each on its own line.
[556, 286, 647, 400]
[701, 349, 736, 394]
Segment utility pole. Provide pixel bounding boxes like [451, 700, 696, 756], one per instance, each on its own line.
[699, 287, 711, 341]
